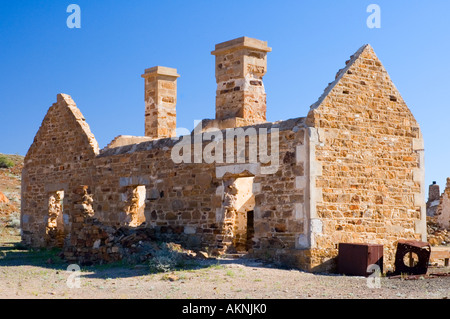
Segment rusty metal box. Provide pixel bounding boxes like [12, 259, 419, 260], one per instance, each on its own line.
[338, 243, 383, 276]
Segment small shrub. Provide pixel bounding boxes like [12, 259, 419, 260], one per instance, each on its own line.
[0, 156, 14, 169]
[149, 243, 183, 273]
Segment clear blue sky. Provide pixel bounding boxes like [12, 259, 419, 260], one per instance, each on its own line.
[1, 1, 449, 193]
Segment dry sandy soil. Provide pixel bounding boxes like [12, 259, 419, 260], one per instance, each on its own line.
[0, 234, 449, 300]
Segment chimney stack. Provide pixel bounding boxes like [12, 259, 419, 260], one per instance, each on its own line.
[211, 37, 271, 126]
[141, 66, 180, 139]
[428, 181, 440, 202]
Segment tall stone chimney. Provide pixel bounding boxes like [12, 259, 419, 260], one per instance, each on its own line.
[211, 37, 271, 126]
[428, 181, 440, 202]
[141, 66, 180, 139]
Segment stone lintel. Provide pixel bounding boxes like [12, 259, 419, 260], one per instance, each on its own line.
[119, 176, 150, 188]
[44, 183, 69, 193]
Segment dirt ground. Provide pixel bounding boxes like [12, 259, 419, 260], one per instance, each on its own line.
[0, 232, 448, 299]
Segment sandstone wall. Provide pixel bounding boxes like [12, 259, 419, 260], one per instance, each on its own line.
[305, 44, 425, 271]
[93, 118, 308, 259]
[21, 41, 425, 272]
[22, 98, 309, 265]
[21, 94, 99, 247]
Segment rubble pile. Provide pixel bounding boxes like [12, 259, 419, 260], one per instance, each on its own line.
[62, 217, 210, 266]
[427, 216, 450, 246]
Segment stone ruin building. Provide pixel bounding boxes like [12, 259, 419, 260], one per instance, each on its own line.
[426, 181, 450, 245]
[427, 181, 441, 218]
[427, 181, 450, 229]
[21, 36, 426, 272]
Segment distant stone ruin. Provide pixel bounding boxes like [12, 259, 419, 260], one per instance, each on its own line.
[426, 180, 450, 244]
[21, 37, 426, 272]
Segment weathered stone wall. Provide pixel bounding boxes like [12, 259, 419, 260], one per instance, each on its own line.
[92, 139, 219, 251]
[92, 118, 308, 259]
[22, 97, 308, 266]
[248, 120, 309, 266]
[305, 44, 425, 271]
[21, 94, 99, 247]
[21, 38, 424, 272]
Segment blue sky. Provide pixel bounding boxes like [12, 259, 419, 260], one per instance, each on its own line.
[1, 1, 449, 193]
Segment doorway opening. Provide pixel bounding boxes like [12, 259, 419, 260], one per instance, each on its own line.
[222, 176, 255, 253]
[123, 185, 146, 227]
[46, 190, 65, 247]
[246, 210, 255, 251]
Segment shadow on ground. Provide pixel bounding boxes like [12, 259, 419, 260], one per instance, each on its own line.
[0, 239, 299, 280]
[0, 241, 67, 270]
